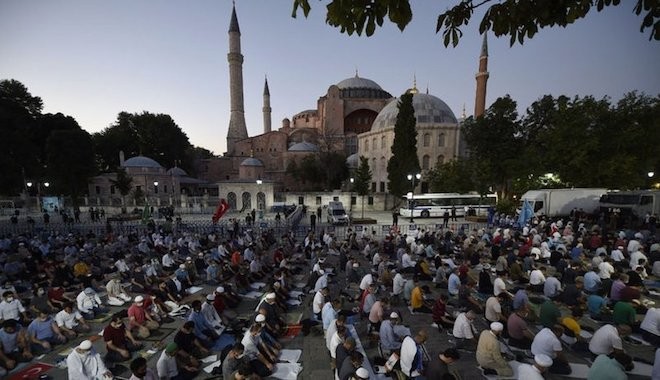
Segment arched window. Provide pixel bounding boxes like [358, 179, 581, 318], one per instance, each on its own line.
[437, 155, 445, 166]
[438, 133, 445, 147]
[257, 192, 266, 210]
[364, 139, 369, 152]
[423, 133, 431, 147]
[241, 192, 251, 211]
[372, 138, 377, 151]
[227, 192, 237, 210]
[380, 156, 386, 172]
[422, 155, 430, 170]
[381, 136, 386, 149]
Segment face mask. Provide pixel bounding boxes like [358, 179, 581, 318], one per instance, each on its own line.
[6, 298, 14, 303]
[37, 289, 45, 296]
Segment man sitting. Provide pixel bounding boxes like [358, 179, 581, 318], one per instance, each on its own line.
[76, 287, 106, 320]
[27, 309, 67, 354]
[452, 311, 478, 351]
[55, 302, 90, 339]
[531, 325, 572, 375]
[476, 322, 513, 377]
[105, 275, 132, 306]
[0, 319, 33, 372]
[173, 322, 210, 370]
[128, 295, 159, 339]
[103, 314, 142, 363]
[379, 312, 405, 353]
[507, 308, 535, 349]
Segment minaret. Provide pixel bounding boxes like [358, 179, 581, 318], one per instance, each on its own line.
[474, 33, 489, 118]
[226, 3, 248, 155]
[262, 76, 272, 134]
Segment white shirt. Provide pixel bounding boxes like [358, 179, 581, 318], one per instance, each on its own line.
[589, 324, 622, 355]
[401, 253, 416, 269]
[201, 302, 222, 328]
[359, 274, 373, 291]
[598, 262, 615, 279]
[325, 319, 338, 351]
[0, 299, 25, 321]
[314, 274, 328, 293]
[156, 350, 178, 378]
[543, 277, 562, 298]
[641, 308, 660, 336]
[67, 350, 109, 380]
[630, 251, 647, 269]
[611, 249, 625, 262]
[329, 331, 343, 359]
[312, 290, 325, 314]
[240, 332, 261, 359]
[452, 313, 474, 339]
[485, 297, 502, 323]
[76, 292, 102, 313]
[392, 274, 405, 295]
[493, 278, 507, 297]
[400, 336, 417, 376]
[517, 363, 545, 380]
[531, 328, 562, 358]
[162, 254, 175, 267]
[55, 309, 83, 329]
[529, 269, 546, 285]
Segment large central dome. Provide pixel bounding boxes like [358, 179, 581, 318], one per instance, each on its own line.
[371, 93, 458, 131]
[336, 75, 383, 90]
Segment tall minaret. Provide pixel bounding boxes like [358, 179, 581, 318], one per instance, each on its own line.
[474, 33, 489, 118]
[226, 3, 248, 155]
[262, 76, 272, 134]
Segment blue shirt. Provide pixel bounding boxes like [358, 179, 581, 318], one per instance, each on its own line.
[513, 289, 529, 310]
[448, 273, 461, 296]
[321, 302, 336, 330]
[0, 327, 20, 353]
[188, 311, 212, 340]
[379, 320, 401, 351]
[27, 318, 55, 340]
[587, 294, 607, 316]
[584, 271, 601, 293]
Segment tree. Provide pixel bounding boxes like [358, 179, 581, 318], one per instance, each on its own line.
[110, 168, 133, 207]
[292, 0, 659, 46]
[0, 79, 43, 117]
[46, 129, 96, 202]
[353, 156, 373, 219]
[427, 159, 476, 193]
[387, 92, 420, 198]
[462, 95, 523, 199]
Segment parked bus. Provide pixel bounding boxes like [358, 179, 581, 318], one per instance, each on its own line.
[399, 193, 497, 218]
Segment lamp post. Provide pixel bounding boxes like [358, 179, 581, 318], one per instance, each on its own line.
[407, 173, 421, 223]
[27, 181, 49, 212]
[349, 177, 354, 212]
[153, 181, 160, 206]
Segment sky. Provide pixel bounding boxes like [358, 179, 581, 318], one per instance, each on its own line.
[1, 0, 658, 156]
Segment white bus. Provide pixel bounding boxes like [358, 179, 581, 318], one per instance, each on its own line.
[399, 193, 497, 218]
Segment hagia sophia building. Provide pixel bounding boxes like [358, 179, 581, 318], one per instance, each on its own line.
[88, 4, 489, 212]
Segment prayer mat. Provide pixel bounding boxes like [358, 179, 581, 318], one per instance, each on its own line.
[141, 328, 176, 341]
[8, 362, 54, 380]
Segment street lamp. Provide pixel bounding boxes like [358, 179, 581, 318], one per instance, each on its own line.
[349, 177, 354, 213]
[648, 171, 655, 178]
[407, 173, 421, 223]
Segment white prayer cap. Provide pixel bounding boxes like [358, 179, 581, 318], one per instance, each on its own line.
[266, 292, 276, 300]
[77, 340, 92, 350]
[390, 312, 399, 319]
[490, 322, 504, 332]
[534, 354, 553, 367]
[255, 314, 266, 322]
[355, 367, 369, 378]
[134, 295, 144, 303]
[216, 286, 225, 293]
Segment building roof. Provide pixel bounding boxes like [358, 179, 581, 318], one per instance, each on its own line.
[122, 156, 163, 169]
[346, 153, 359, 169]
[288, 141, 319, 152]
[371, 93, 458, 131]
[167, 167, 188, 176]
[229, 5, 240, 33]
[240, 157, 264, 167]
[336, 74, 383, 90]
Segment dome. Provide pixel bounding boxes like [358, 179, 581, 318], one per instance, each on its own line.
[288, 141, 319, 152]
[371, 93, 457, 131]
[122, 156, 163, 168]
[240, 157, 264, 167]
[346, 153, 359, 169]
[336, 75, 383, 90]
[167, 167, 188, 176]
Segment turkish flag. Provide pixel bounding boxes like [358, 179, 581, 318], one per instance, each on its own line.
[212, 198, 230, 224]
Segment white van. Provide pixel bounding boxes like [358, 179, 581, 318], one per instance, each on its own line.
[327, 201, 349, 225]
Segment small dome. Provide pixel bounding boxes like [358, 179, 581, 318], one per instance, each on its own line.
[167, 167, 188, 176]
[288, 141, 319, 152]
[336, 75, 383, 90]
[122, 156, 163, 168]
[371, 93, 457, 131]
[240, 157, 264, 167]
[346, 153, 359, 169]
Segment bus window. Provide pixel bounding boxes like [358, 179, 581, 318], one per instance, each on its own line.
[534, 201, 544, 212]
[640, 195, 653, 205]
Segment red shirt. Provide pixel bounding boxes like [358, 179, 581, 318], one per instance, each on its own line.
[231, 251, 242, 267]
[213, 296, 226, 314]
[103, 323, 127, 348]
[128, 304, 147, 328]
[48, 287, 65, 302]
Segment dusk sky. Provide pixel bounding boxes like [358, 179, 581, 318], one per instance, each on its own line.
[1, 1, 658, 156]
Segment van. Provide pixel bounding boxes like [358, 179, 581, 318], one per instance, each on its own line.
[327, 201, 349, 225]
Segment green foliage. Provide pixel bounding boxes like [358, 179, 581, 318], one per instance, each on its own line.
[0, 79, 43, 117]
[387, 93, 420, 197]
[495, 198, 517, 215]
[46, 129, 96, 200]
[462, 95, 523, 198]
[286, 153, 349, 190]
[110, 168, 133, 197]
[93, 111, 197, 174]
[427, 159, 477, 193]
[292, 0, 659, 46]
[132, 187, 145, 205]
[354, 156, 372, 196]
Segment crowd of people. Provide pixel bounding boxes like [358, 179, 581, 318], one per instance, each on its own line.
[0, 210, 658, 379]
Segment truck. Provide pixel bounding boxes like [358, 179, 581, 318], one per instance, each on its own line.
[327, 201, 349, 225]
[520, 188, 608, 217]
[599, 190, 660, 220]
